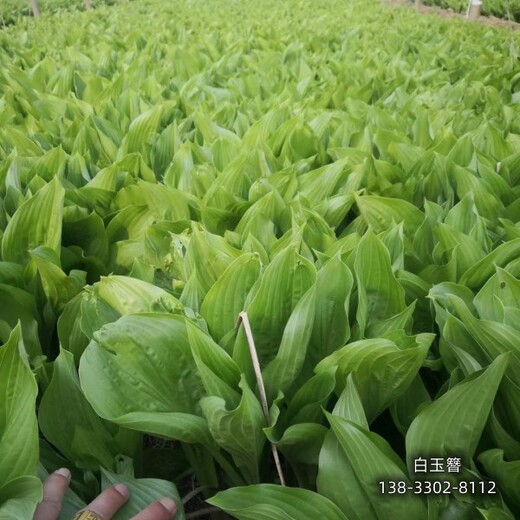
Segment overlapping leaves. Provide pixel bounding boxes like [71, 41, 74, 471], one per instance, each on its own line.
[1, 0, 520, 517]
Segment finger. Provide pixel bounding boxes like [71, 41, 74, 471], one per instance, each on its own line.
[33, 468, 71, 520]
[79, 484, 129, 520]
[131, 497, 177, 520]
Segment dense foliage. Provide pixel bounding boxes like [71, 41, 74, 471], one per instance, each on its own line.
[1, 0, 520, 518]
[0, 0, 124, 26]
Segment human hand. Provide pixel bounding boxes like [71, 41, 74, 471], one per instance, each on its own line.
[34, 468, 177, 520]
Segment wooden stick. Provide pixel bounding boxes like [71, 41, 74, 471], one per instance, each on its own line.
[29, 0, 40, 17]
[237, 311, 286, 486]
[182, 486, 210, 505]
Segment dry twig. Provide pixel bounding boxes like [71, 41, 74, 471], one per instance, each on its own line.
[237, 311, 286, 486]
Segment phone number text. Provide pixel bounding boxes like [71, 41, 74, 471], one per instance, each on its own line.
[379, 480, 496, 495]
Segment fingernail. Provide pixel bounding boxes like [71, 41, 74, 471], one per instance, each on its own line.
[55, 468, 71, 482]
[159, 497, 177, 514]
[114, 483, 129, 498]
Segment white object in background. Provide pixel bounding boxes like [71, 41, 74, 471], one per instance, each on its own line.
[467, 0, 482, 20]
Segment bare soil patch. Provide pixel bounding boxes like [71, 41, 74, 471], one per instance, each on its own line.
[384, 0, 519, 30]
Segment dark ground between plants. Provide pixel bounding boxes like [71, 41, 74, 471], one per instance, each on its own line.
[143, 435, 231, 519]
[385, 0, 520, 28]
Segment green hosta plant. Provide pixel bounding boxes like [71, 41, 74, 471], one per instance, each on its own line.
[1, 0, 520, 517]
[0, 326, 41, 518]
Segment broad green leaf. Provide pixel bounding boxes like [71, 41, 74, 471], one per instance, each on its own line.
[325, 413, 428, 520]
[179, 266, 206, 311]
[0, 262, 24, 287]
[450, 163, 503, 222]
[316, 193, 356, 229]
[428, 281, 477, 331]
[0, 325, 39, 488]
[91, 116, 121, 163]
[307, 255, 353, 368]
[495, 376, 520, 442]
[270, 422, 328, 488]
[354, 229, 406, 338]
[449, 296, 520, 385]
[1, 127, 43, 156]
[185, 226, 242, 294]
[0, 284, 41, 358]
[285, 366, 337, 425]
[460, 238, 520, 290]
[106, 205, 155, 244]
[318, 428, 372, 520]
[379, 222, 405, 271]
[207, 484, 348, 520]
[201, 377, 265, 484]
[121, 105, 163, 156]
[275, 423, 328, 466]
[446, 134, 474, 167]
[333, 373, 369, 429]
[478, 450, 520, 516]
[79, 314, 212, 446]
[444, 193, 479, 234]
[164, 143, 195, 190]
[234, 191, 285, 251]
[104, 412, 212, 446]
[94, 275, 182, 315]
[62, 206, 109, 265]
[0, 477, 42, 520]
[316, 333, 433, 423]
[473, 268, 520, 322]
[3, 2, 520, 515]
[25, 147, 67, 184]
[128, 258, 155, 283]
[200, 253, 262, 345]
[486, 407, 520, 461]
[477, 508, 516, 520]
[29, 246, 85, 311]
[212, 136, 241, 171]
[262, 283, 317, 400]
[368, 301, 416, 337]
[39, 349, 135, 471]
[406, 354, 509, 470]
[434, 223, 486, 277]
[390, 374, 432, 434]
[448, 344, 483, 376]
[503, 306, 520, 331]
[355, 194, 425, 235]
[113, 180, 191, 222]
[101, 468, 184, 520]
[299, 159, 350, 202]
[1, 177, 64, 264]
[186, 320, 241, 407]
[151, 122, 180, 176]
[473, 122, 513, 161]
[80, 275, 183, 338]
[317, 377, 374, 520]
[233, 247, 316, 371]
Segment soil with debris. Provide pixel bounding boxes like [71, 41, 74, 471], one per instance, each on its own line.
[384, 0, 519, 29]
